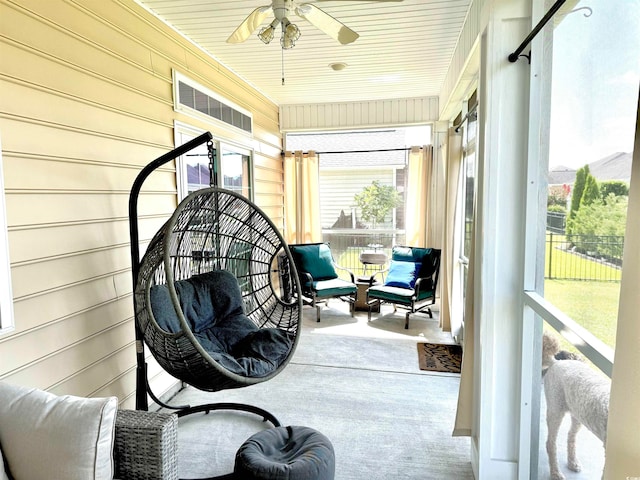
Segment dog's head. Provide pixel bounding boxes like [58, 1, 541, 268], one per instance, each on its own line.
[542, 331, 561, 371]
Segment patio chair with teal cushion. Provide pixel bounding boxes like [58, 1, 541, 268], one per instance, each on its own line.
[366, 246, 441, 329]
[289, 243, 357, 322]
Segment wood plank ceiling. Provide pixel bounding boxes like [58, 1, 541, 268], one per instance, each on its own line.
[136, 0, 472, 105]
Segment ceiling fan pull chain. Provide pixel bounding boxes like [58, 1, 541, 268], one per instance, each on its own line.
[281, 46, 285, 86]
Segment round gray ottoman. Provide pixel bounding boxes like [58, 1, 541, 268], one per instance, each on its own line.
[234, 426, 335, 480]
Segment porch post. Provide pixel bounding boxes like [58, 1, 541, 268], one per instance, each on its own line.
[471, 0, 533, 477]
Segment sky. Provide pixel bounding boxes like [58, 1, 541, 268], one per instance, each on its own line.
[403, 125, 432, 146]
[548, 0, 640, 169]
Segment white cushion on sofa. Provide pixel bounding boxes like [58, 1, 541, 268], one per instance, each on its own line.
[0, 382, 118, 480]
[0, 444, 9, 480]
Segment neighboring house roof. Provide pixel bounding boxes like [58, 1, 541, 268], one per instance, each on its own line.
[548, 166, 577, 185]
[548, 152, 632, 185]
[286, 129, 410, 168]
[589, 152, 632, 183]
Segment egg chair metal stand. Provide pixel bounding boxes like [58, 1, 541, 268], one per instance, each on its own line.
[129, 132, 302, 427]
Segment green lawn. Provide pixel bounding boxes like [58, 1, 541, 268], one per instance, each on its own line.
[544, 233, 621, 350]
[543, 279, 619, 349]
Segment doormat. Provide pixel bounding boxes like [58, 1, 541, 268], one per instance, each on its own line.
[417, 343, 463, 373]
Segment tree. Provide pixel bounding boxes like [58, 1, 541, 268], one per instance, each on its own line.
[571, 194, 627, 260]
[567, 165, 599, 235]
[600, 180, 629, 200]
[353, 181, 401, 229]
[569, 165, 589, 221]
[580, 174, 600, 207]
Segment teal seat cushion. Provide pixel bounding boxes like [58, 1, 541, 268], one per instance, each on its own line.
[291, 244, 338, 281]
[368, 285, 435, 304]
[313, 278, 357, 298]
[384, 260, 422, 289]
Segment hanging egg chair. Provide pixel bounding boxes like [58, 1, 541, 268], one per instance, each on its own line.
[129, 132, 302, 425]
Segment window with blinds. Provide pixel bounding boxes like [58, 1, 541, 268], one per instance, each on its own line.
[174, 71, 253, 134]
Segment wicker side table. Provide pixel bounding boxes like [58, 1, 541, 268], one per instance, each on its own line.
[114, 410, 179, 480]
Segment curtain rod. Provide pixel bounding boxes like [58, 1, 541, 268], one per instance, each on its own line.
[280, 147, 416, 156]
[508, 0, 566, 63]
[454, 104, 478, 133]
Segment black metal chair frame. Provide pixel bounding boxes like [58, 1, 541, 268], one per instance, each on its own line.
[366, 247, 441, 329]
[128, 132, 302, 428]
[289, 243, 357, 322]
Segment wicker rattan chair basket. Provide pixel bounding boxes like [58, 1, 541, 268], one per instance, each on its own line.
[134, 187, 302, 392]
[129, 133, 302, 424]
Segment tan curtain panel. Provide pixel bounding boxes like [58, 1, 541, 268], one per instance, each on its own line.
[283, 150, 322, 244]
[283, 152, 297, 244]
[603, 90, 640, 476]
[405, 145, 434, 247]
[453, 201, 476, 437]
[439, 129, 463, 333]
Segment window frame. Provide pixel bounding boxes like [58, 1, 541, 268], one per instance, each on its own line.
[174, 122, 255, 202]
[173, 71, 253, 135]
[455, 93, 478, 342]
[460, 113, 477, 265]
[219, 142, 253, 198]
[0, 136, 15, 335]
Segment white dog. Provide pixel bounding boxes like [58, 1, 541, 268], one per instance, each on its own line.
[542, 331, 610, 480]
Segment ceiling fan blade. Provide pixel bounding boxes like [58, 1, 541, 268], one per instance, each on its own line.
[226, 6, 272, 44]
[314, 0, 403, 2]
[296, 4, 359, 45]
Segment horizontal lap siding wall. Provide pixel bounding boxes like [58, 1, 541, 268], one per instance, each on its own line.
[0, 0, 282, 407]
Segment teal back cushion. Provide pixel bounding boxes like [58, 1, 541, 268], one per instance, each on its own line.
[290, 244, 338, 281]
[418, 249, 440, 278]
[384, 260, 422, 289]
[392, 246, 439, 278]
[392, 246, 431, 263]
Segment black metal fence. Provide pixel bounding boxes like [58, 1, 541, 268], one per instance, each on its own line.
[321, 229, 404, 277]
[321, 229, 623, 283]
[546, 233, 623, 282]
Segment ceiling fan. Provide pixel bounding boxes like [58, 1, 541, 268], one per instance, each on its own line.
[227, 0, 403, 49]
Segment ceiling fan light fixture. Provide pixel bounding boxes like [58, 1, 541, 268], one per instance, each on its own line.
[258, 25, 275, 44]
[280, 33, 296, 49]
[284, 21, 300, 41]
[329, 62, 347, 71]
[279, 18, 300, 49]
